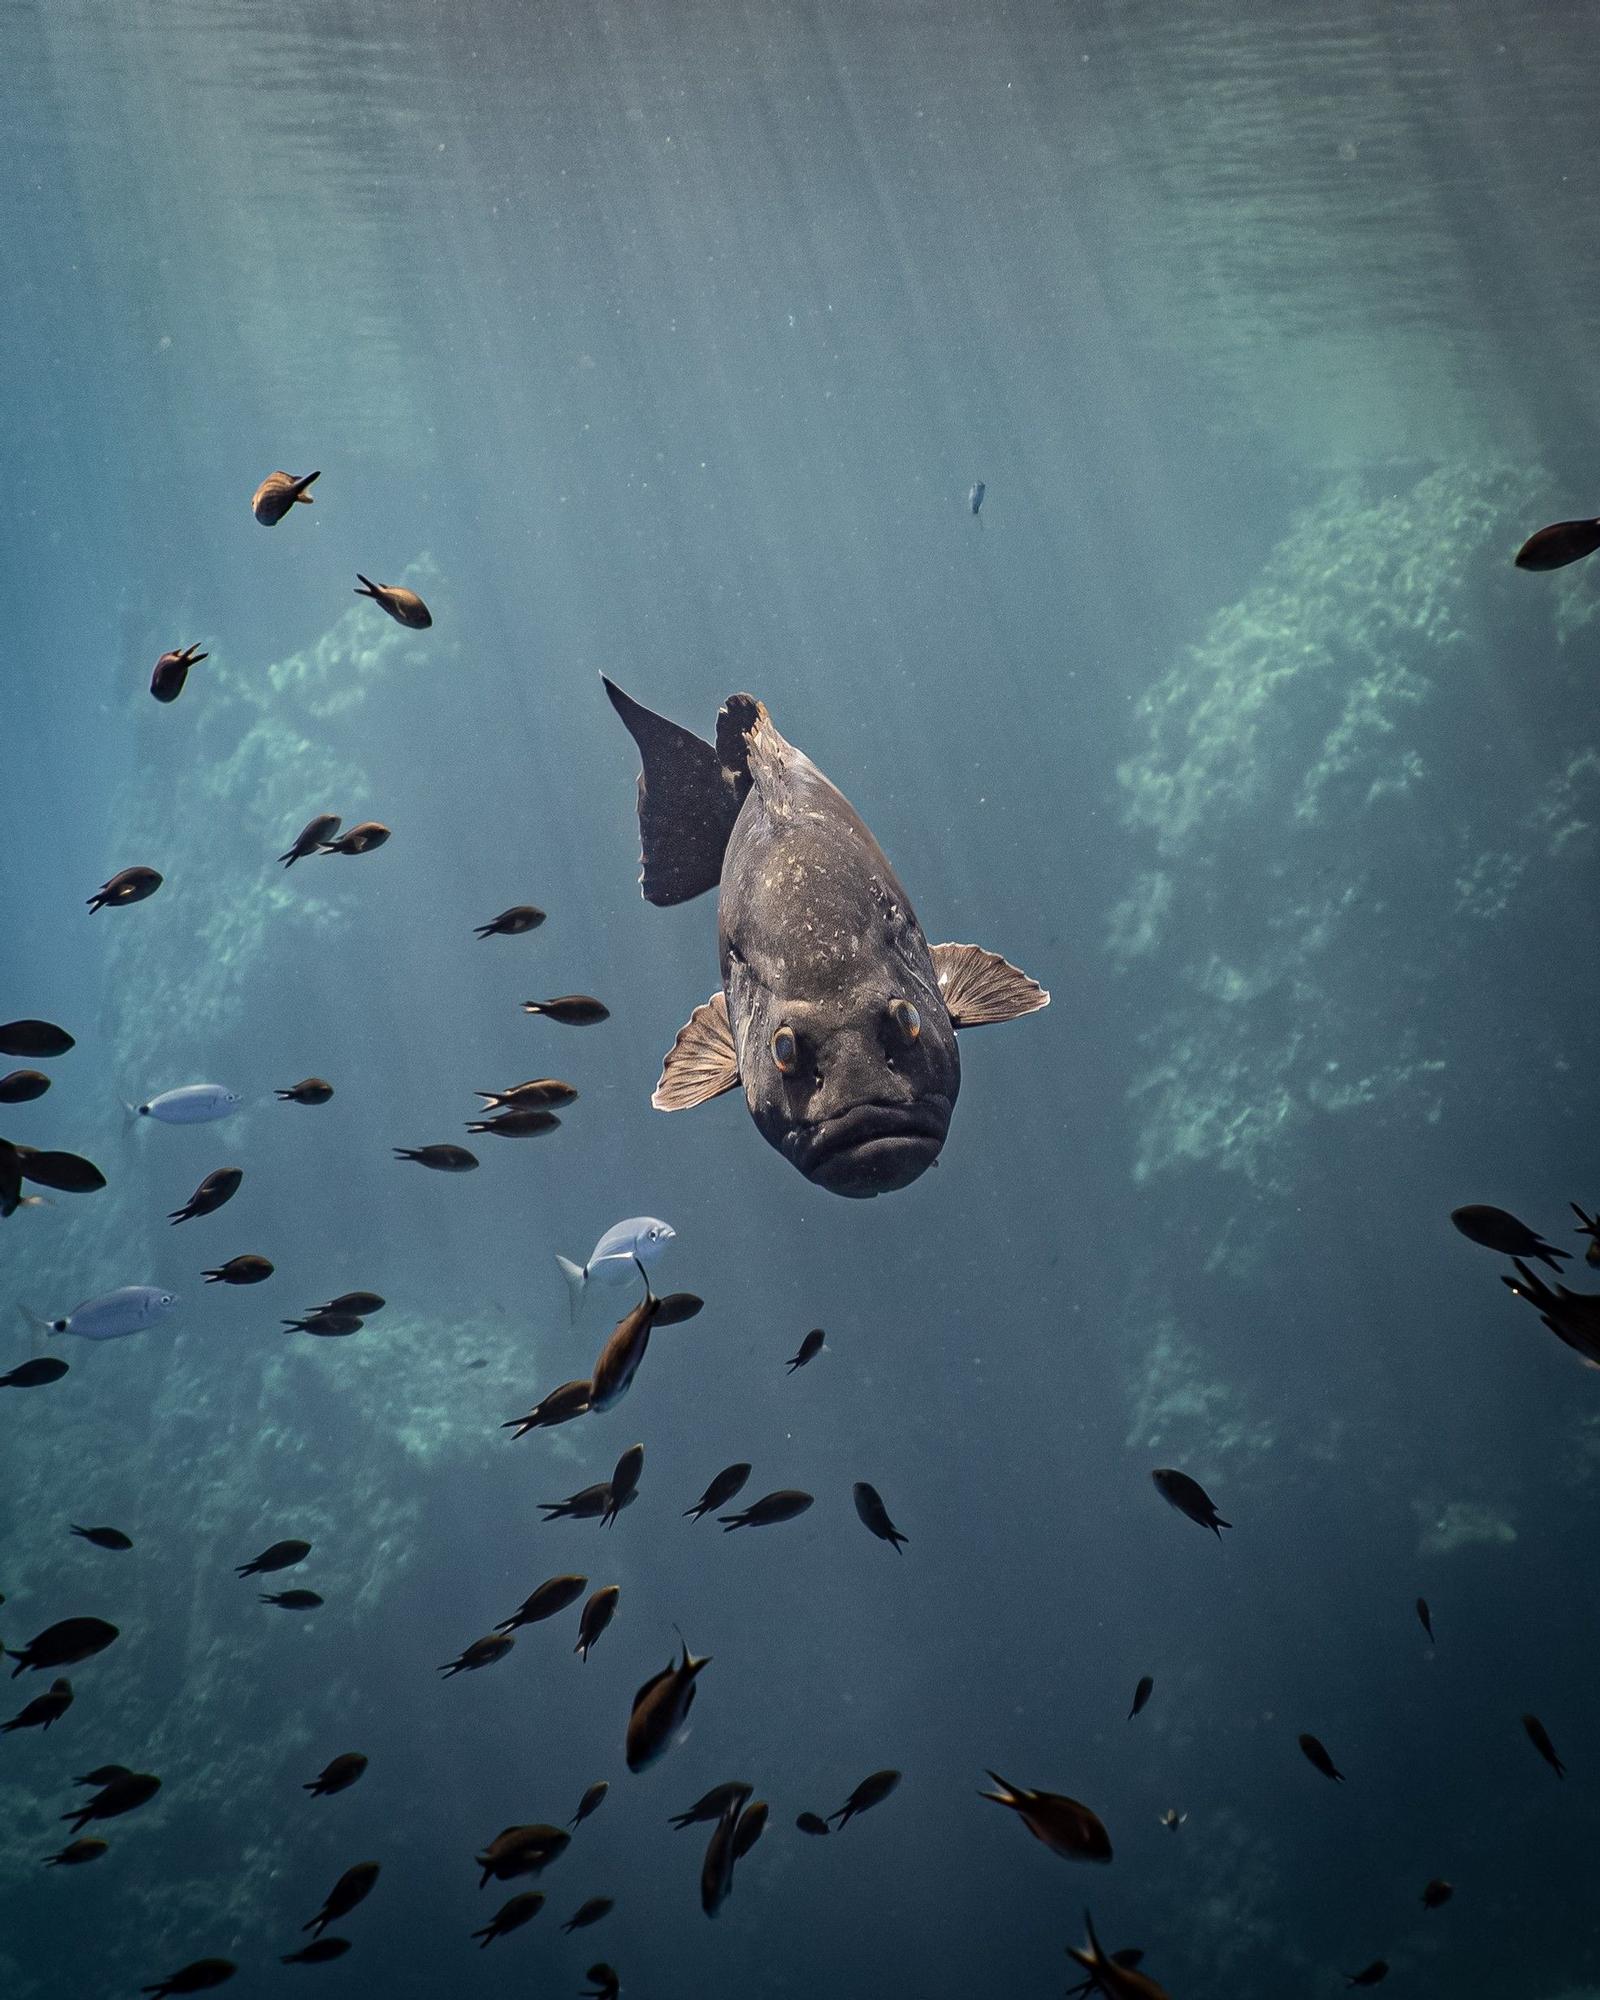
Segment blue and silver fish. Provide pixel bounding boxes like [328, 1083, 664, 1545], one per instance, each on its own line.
[555, 1217, 675, 1321]
[128, 1084, 242, 1125]
[23, 1286, 178, 1341]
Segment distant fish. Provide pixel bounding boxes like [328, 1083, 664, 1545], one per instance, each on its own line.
[1450, 1203, 1569, 1270]
[829, 1769, 902, 1830]
[252, 468, 320, 524]
[1066, 1942, 1154, 2000]
[472, 1891, 545, 1948]
[61, 1768, 159, 1832]
[1514, 517, 1600, 570]
[732, 1799, 768, 1861]
[169, 1167, 242, 1225]
[556, 1218, 675, 1321]
[589, 1295, 663, 1414]
[304, 1752, 367, 1798]
[277, 1078, 334, 1105]
[503, 1380, 592, 1438]
[625, 1638, 710, 1771]
[355, 574, 432, 629]
[1344, 1963, 1389, 1988]
[979, 1772, 1111, 1862]
[1522, 1712, 1565, 1778]
[282, 1311, 363, 1338]
[235, 1538, 311, 1577]
[852, 1480, 907, 1552]
[0, 1069, 51, 1102]
[203, 1255, 274, 1286]
[1573, 1201, 1600, 1268]
[262, 1589, 323, 1610]
[1500, 1258, 1600, 1369]
[1416, 1597, 1434, 1644]
[786, 1328, 825, 1373]
[685, 1464, 751, 1520]
[475, 1823, 569, 1886]
[968, 480, 985, 519]
[465, 1108, 561, 1139]
[280, 1939, 351, 1966]
[604, 1448, 643, 1528]
[582, 1965, 620, 2000]
[321, 821, 390, 856]
[719, 1489, 813, 1532]
[87, 866, 162, 912]
[302, 1860, 379, 1937]
[1420, 1877, 1454, 1910]
[699, 1800, 741, 1918]
[72, 1764, 132, 1787]
[476, 905, 546, 939]
[496, 1574, 588, 1633]
[1158, 1808, 1186, 1832]
[1068, 1913, 1170, 2000]
[43, 1837, 107, 1867]
[0, 1020, 74, 1058]
[393, 1145, 478, 1171]
[71, 1525, 133, 1552]
[1129, 1675, 1154, 1720]
[131, 1085, 241, 1125]
[312, 1291, 385, 1318]
[539, 1482, 621, 1523]
[668, 1780, 752, 1831]
[0, 1356, 69, 1388]
[140, 1958, 236, 1997]
[1298, 1733, 1344, 1782]
[476, 1079, 578, 1112]
[571, 1780, 609, 1828]
[2, 1676, 73, 1733]
[22, 1286, 177, 1341]
[1151, 1468, 1230, 1536]
[795, 1811, 830, 1836]
[279, 814, 340, 867]
[576, 1586, 621, 1661]
[440, 1633, 514, 1677]
[12, 1145, 106, 1195]
[149, 644, 208, 703]
[563, 1897, 615, 1933]
[523, 995, 610, 1027]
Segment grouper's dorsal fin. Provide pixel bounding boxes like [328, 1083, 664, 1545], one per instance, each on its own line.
[930, 943, 1051, 1027]
[653, 994, 740, 1111]
[603, 678, 750, 906]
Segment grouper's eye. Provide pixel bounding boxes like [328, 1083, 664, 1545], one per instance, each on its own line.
[887, 998, 921, 1043]
[771, 1024, 799, 1074]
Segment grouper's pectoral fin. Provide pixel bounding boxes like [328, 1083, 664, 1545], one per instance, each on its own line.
[653, 993, 741, 1110]
[602, 677, 748, 906]
[930, 943, 1051, 1027]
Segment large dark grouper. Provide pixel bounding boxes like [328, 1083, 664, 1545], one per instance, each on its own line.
[603, 679, 1049, 1197]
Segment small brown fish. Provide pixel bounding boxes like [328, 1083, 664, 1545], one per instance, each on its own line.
[43, 1837, 107, 1867]
[465, 1108, 561, 1139]
[686, 1464, 751, 1520]
[1151, 1467, 1230, 1536]
[541, 1482, 632, 1524]
[1420, 1877, 1454, 1910]
[71, 1525, 133, 1552]
[522, 996, 610, 1026]
[604, 1447, 644, 1528]
[503, 1380, 592, 1437]
[262, 1589, 324, 1610]
[140, 1958, 236, 1997]
[1129, 1675, 1154, 1720]
[62, 1770, 160, 1832]
[279, 815, 341, 868]
[202, 1255, 274, 1286]
[311, 1292, 385, 1318]
[1451, 1203, 1569, 1271]
[720, 1489, 814, 1531]
[252, 468, 320, 524]
[236, 1538, 311, 1577]
[281, 1312, 363, 1337]
[394, 1144, 477, 1171]
[87, 866, 162, 912]
[439, 1633, 514, 1678]
[582, 1966, 620, 2000]
[169, 1167, 242, 1225]
[699, 1797, 742, 1918]
[355, 574, 432, 628]
[276, 1078, 334, 1105]
[10, 1617, 118, 1676]
[475, 1823, 570, 1886]
[576, 1586, 620, 1660]
[786, 1328, 825, 1373]
[2, 1677, 73, 1733]
[476, 1079, 578, 1112]
[731, 1799, 768, 1861]
[563, 1897, 615, 1933]
[303, 1859, 379, 1935]
[0, 1020, 74, 1058]
[1, 1356, 70, 1388]
[322, 821, 390, 856]
[1416, 1597, 1434, 1643]
[1298, 1733, 1344, 1782]
[1515, 517, 1600, 570]
[1066, 1946, 1152, 2000]
[980, 1772, 1110, 1861]
[571, 1780, 609, 1828]
[1344, 1963, 1389, 1988]
[668, 1780, 752, 1830]
[14, 1146, 106, 1194]
[626, 1639, 710, 1771]
[589, 1296, 662, 1415]
[149, 645, 208, 703]
[304, 1752, 368, 1798]
[829, 1769, 902, 1829]
[1523, 1712, 1565, 1777]
[647, 1291, 703, 1326]
[476, 905, 546, 939]
[852, 1481, 907, 1552]
[795, 1811, 830, 1836]
[496, 1574, 589, 1633]
[472, 1891, 545, 1947]
[280, 1939, 351, 1965]
[1067, 1914, 1170, 2000]
[0, 1069, 50, 1102]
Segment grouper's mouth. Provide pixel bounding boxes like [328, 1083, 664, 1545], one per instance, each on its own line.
[785, 1097, 951, 1198]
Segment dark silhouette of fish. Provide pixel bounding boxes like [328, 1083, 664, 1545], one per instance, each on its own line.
[603, 680, 1048, 1197]
[302, 1860, 379, 1936]
[236, 1538, 310, 1577]
[354, 574, 432, 628]
[1515, 517, 1600, 569]
[786, 1328, 825, 1373]
[1451, 1203, 1569, 1270]
[685, 1464, 751, 1520]
[0, 1356, 69, 1388]
[496, 1574, 588, 1633]
[277, 1078, 334, 1104]
[202, 1255, 274, 1285]
[149, 645, 207, 703]
[1151, 1467, 1230, 1536]
[1522, 1711, 1565, 1778]
[0, 1020, 73, 1058]
[1128, 1675, 1154, 1719]
[1068, 1913, 1170, 1999]
[1298, 1732, 1344, 1782]
[852, 1481, 908, 1551]
[828, 1768, 901, 1829]
[1416, 1597, 1434, 1643]
[980, 1772, 1111, 1861]
[88, 865, 162, 911]
[169, 1168, 242, 1225]
[10, 1617, 118, 1676]
[476, 905, 546, 938]
[279, 815, 340, 867]
[472, 1891, 544, 1947]
[1344, 1963, 1389, 1988]
[140, 1958, 235, 1996]
[304, 1753, 367, 1797]
[252, 468, 319, 524]
[0, 1069, 50, 1102]
[571, 1781, 608, 1827]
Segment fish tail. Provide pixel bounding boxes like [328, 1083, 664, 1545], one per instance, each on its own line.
[18, 1304, 58, 1335]
[556, 1255, 586, 1321]
[292, 470, 320, 502]
[354, 573, 378, 598]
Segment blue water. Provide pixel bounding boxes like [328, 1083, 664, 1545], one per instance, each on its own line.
[4, 3, 1600, 1996]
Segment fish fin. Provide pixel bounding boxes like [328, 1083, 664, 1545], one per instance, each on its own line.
[354, 574, 379, 599]
[653, 995, 740, 1111]
[556, 1255, 586, 1321]
[601, 678, 747, 905]
[930, 943, 1051, 1027]
[292, 470, 319, 502]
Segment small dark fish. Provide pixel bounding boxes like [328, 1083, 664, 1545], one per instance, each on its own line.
[504, 1380, 592, 1437]
[1451, 1203, 1569, 1271]
[852, 1481, 907, 1552]
[310, 1291, 384, 1318]
[149, 644, 208, 703]
[169, 1167, 242, 1226]
[1515, 517, 1600, 570]
[304, 1752, 367, 1798]
[589, 1295, 662, 1415]
[281, 1312, 363, 1338]
[0, 1069, 50, 1102]
[668, 1780, 752, 1830]
[71, 1525, 133, 1552]
[571, 1780, 609, 1828]
[786, 1328, 825, 1373]
[1416, 1597, 1434, 1643]
[1151, 1467, 1230, 1536]
[604, 1446, 644, 1527]
[321, 820, 390, 856]
[276, 1078, 334, 1105]
[496, 1573, 589, 1632]
[0, 1020, 74, 1058]
[720, 1488, 814, 1531]
[1344, 1963, 1389, 1989]
[563, 1897, 614, 1933]
[87, 865, 162, 912]
[439, 1633, 514, 1678]
[61, 1769, 160, 1832]
[1159, 1809, 1186, 1832]
[582, 1966, 620, 2000]
[303, 1859, 379, 1935]
[262, 1590, 324, 1610]
[1066, 1947, 1151, 2000]
[732, 1799, 768, 1860]
[15, 1146, 106, 1194]
[472, 1891, 545, 1947]
[236, 1538, 310, 1577]
[1420, 1877, 1454, 1910]
[1068, 1915, 1170, 2000]
[279, 813, 341, 867]
[280, 1938, 351, 1965]
[10, 1617, 118, 1677]
[73, 1764, 131, 1786]
[355, 574, 432, 628]
[576, 1586, 620, 1660]
[522, 996, 610, 1026]
[540, 1483, 617, 1523]
[795, 1811, 830, 1837]
[647, 1290, 703, 1326]
[980, 1772, 1110, 1861]
[1523, 1712, 1565, 1778]
[476, 905, 546, 939]
[43, 1837, 107, 1866]
[1572, 1201, 1600, 1268]
[465, 1108, 561, 1139]
[0, 1138, 22, 1218]
[699, 1797, 742, 1919]
[465, 1356, 487, 1369]
[1129, 1675, 1154, 1720]
[626, 1639, 710, 1771]
[140, 1958, 236, 1997]
[830, 1769, 902, 1830]
[475, 1823, 570, 1886]
[2, 1676, 73, 1733]
[202, 1255, 274, 1286]
[476, 1079, 578, 1112]
[393, 1144, 477, 1171]
[252, 467, 320, 524]
[685, 1464, 752, 1520]
[969, 480, 986, 517]
[1, 1356, 69, 1388]
[1298, 1733, 1344, 1782]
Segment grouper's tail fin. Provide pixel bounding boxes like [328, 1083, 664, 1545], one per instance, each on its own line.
[601, 678, 751, 906]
